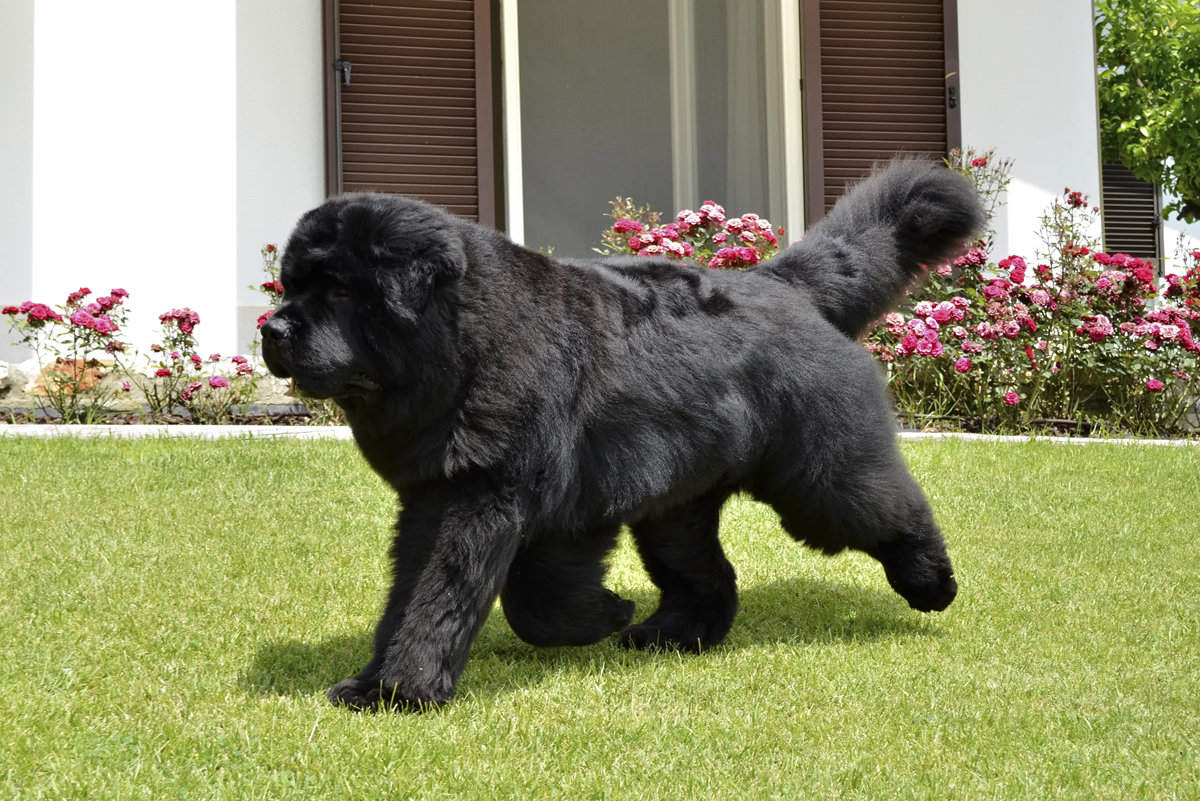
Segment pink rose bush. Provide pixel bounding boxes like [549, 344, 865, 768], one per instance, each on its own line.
[599, 197, 781, 269]
[3, 282, 266, 423]
[3, 286, 131, 422]
[863, 148, 1200, 434]
[133, 305, 260, 423]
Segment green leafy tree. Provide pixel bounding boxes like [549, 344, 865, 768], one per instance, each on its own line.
[1095, 0, 1200, 221]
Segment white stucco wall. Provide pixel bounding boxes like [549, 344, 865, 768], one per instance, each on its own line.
[958, 0, 1103, 263]
[236, 0, 325, 352]
[31, 2, 239, 357]
[1163, 195, 1200, 273]
[2, 1, 325, 365]
[0, 0, 35, 363]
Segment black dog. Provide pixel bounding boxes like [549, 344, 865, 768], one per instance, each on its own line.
[261, 160, 984, 709]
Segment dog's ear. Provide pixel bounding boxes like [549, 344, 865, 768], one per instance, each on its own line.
[380, 245, 466, 324]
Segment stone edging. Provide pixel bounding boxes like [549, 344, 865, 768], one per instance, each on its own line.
[896, 431, 1200, 447]
[0, 425, 1197, 447]
[0, 424, 354, 440]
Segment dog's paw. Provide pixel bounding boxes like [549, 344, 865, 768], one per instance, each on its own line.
[896, 570, 958, 613]
[618, 617, 724, 653]
[328, 676, 451, 712]
[327, 678, 382, 710]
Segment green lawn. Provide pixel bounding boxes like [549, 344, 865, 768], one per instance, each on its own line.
[1, 435, 1197, 799]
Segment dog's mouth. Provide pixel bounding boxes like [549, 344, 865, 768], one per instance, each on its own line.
[288, 371, 382, 401]
[344, 373, 381, 392]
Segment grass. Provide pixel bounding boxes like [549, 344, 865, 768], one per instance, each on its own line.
[1, 435, 1198, 799]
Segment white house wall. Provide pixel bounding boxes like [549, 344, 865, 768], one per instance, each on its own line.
[3, 2, 1139, 366]
[235, 0, 325, 351]
[0, 1, 35, 363]
[1162, 192, 1200, 271]
[2, 0, 324, 364]
[957, 0, 1103, 263]
[31, 2, 239, 358]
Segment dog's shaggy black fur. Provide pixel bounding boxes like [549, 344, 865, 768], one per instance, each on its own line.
[261, 161, 985, 709]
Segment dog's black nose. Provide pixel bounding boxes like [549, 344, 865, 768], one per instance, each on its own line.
[260, 314, 288, 345]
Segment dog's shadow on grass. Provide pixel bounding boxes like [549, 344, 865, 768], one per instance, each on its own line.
[241, 575, 940, 701]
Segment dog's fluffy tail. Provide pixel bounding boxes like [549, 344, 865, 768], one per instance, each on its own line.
[759, 160, 985, 338]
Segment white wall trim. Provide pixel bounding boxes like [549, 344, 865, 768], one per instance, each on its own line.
[668, 0, 698, 212]
[500, 0, 524, 244]
[779, 0, 805, 243]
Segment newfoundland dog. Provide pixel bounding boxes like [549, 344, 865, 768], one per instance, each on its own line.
[261, 160, 984, 709]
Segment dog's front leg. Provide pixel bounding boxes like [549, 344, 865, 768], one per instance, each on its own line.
[328, 480, 522, 710]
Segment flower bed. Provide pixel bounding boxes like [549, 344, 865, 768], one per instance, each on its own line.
[862, 150, 1200, 436]
[599, 149, 1200, 437]
[1, 245, 345, 426]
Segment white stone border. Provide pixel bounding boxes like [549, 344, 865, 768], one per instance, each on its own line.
[897, 431, 1200, 447]
[0, 424, 354, 440]
[0, 425, 1196, 447]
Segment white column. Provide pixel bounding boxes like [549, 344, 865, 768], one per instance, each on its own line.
[778, 0, 804, 243]
[500, 0, 525, 244]
[33, 1, 239, 356]
[669, 0, 698, 213]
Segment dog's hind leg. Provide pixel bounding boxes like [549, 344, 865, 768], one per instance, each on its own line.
[621, 487, 738, 652]
[767, 447, 957, 614]
[500, 527, 635, 647]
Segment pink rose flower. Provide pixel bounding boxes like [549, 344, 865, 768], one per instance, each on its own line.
[1146, 378, 1165, 393]
[155, 368, 172, 378]
[209, 375, 229, 389]
[70, 310, 97, 329]
[954, 357, 971, 373]
[1004, 392, 1019, 406]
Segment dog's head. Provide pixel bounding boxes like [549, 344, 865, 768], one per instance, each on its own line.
[260, 193, 467, 400]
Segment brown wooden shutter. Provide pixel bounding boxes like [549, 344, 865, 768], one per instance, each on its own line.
[1101, 162, 1161, 260]
[324, 0, 495, 225]
[801, 0, 960, 226]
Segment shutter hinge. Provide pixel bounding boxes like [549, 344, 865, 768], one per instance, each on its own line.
[333, 59, 352, 87]
[948, 85, 958, 109]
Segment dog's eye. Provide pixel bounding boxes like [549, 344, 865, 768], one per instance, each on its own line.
[330, 287, 350, 299]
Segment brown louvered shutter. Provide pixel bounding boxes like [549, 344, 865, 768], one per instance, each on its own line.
[801, 0, 960, 226]
[1101, 162, 1161, 260]
[324, 0, 495, 224]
